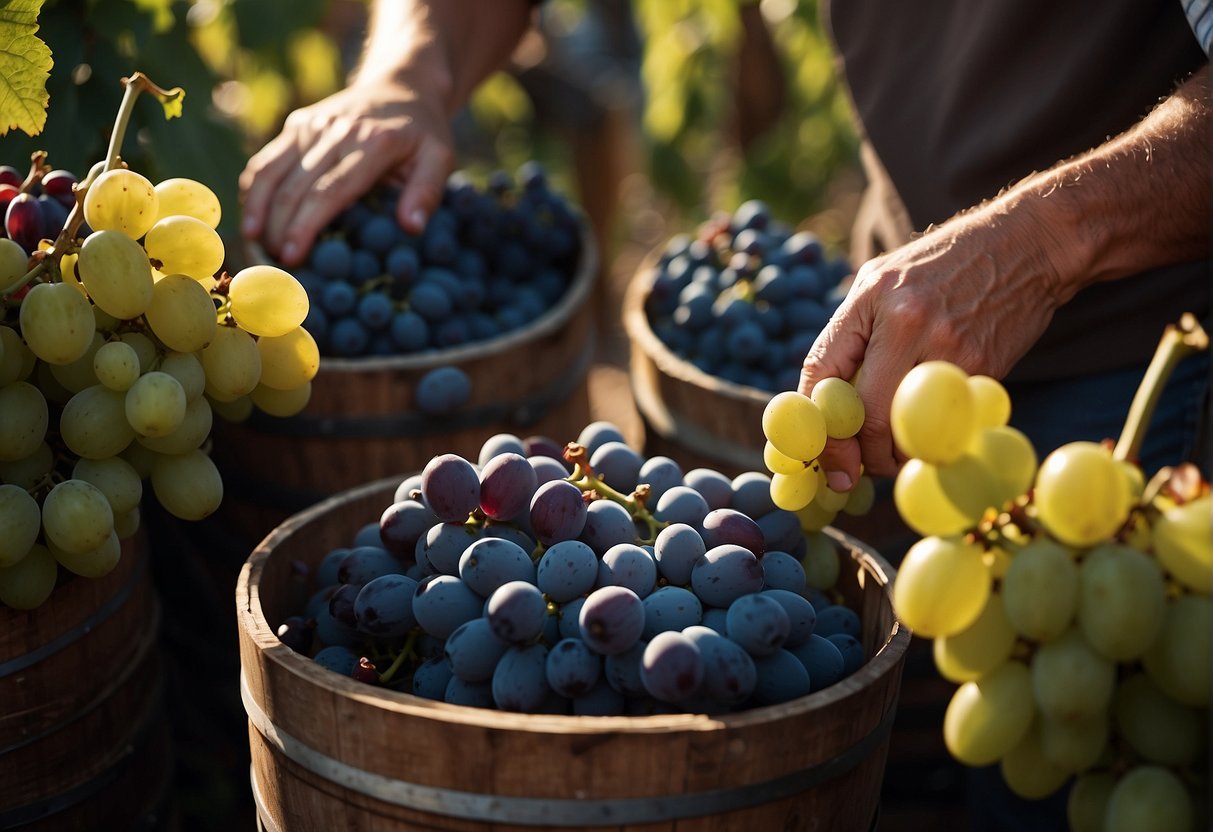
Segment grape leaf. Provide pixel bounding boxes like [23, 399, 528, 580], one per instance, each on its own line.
[0, 0, 53, 137]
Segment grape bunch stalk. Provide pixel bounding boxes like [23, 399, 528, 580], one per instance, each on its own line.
[885, 315, 1210, 832]
[0, 72, 316, 610]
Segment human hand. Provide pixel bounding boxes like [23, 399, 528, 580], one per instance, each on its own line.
[239, 80, 455, 267]
[798, 207, 1068, 485]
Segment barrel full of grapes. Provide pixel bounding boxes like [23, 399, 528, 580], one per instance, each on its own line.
[237, 476, 910, 832]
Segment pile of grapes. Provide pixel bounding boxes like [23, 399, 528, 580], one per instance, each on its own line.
[0, 77, 316, 610]
[279, 163, 582, 359]
[277, 422, 874, 715]
[885, 354, 1210, 831]
[642, 201, 851, 394]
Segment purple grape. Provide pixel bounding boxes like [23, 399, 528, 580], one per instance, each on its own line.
[637, 456, 684, 504]
[827, 633, 865, 676]
[413, 656, 454, 700]
[481, 522, 536, 553]
[545, 637, 601, 698]
[599, 543, 657, 598]
[701, 508, 765, 556]
[337, 545, 405, 585]
[276, 615, 313, 654]
[40, 169, 77, 209]
[575, 421, 626, 457]
[478, 433, 526, 466]
[315, 548, 350, 587]
[684, 468, 733, 511]
[523, 435, 567, 464]
[682, 625, 757, 707]
[478, 452, 538, 521]
[589, 441, 643, 493]
[379, 498, 438, 556]
[557, 596, 588, 639]
[458, 537, 535, 597]
[415, 366, 471, 415]
[641, 586, 703, 640]
[5, 193, 44, 252]
[0, 166, 21, 187]
[725, 593, 790, 656]
[328, 584, 361, 628]
[313, 645, 360, 676]
[731, 472, 776, 519]
[572, 678, 626, 715]
[654, 486, 711, 529]
[756, 508, 801, 553]
[314, 604, 358, 647]
[789, 634, 845, 692]
[653, 523, 706, 586]
[760, 550, 807, 594]
[354, 574, 419, 637]
[691, 544, 765, 608]
[815, 605, 862, 639]
[421, 453, 481, 522]
[416, 521, 479, 576]
[444, 617, 509, 682]
[412, 574, 483, 639]
[530, 479, 588, 546]
[529, 455, 569, 485]
[536, 539, 598, 603]
[640, 631, 704, 703]
[491, 644, 551, 712]
[578, 499, 638, 554]
[762, 588, 817, 647]
[486, 580, 547, 644]
[603, 639, 648, 696]
[578, 585, 645, 655]
[751, 648, 811, 705]
[444, 676, 495, 708]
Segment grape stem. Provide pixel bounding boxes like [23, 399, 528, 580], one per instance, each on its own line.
[1112, 314, 1209, 464]
[562, 442, 667, 544]
[378, 628, 420, 684]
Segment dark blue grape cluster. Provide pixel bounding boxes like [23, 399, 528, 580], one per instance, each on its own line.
[284, 423, 868, 715]
[0, 163, 78, 254]
[644, 200, 851, 393]
[289, 163, 582, 358]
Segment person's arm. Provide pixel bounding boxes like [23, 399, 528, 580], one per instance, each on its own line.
[239, 0, 534, 265]
[799, 63, 1211, 489]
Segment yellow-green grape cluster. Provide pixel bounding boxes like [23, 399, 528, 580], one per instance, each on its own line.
[886, 360, 1210, 830]
[760, 378, 873, 533]
[0, 167, 317, 610]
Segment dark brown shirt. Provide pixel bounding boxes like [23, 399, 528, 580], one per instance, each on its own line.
[825, 0, 1211, 381]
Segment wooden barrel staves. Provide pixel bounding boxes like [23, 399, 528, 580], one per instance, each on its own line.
[237, 477, 910, 832]
[0, 535, 172, 830]
[212, 228, 599, 547]
[622, 259, 769, 480]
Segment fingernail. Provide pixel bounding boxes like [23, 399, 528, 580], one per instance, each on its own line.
[407, 209, 426, 232]
[241, 216, 258, 236]
[282, 241, 300, 263]
[827, 470, 853, 492]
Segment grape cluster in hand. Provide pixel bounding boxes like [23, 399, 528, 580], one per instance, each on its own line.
[280, 423, 869, 715]
[281, 164, 582, 359]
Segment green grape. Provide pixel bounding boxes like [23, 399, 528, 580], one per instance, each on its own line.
[0, 543, 57, 609]
[144, 273, 218, 353]
[893, 535, 990, 637]
[0, 325, 33, 385]
[890, 361, 975, 464]
[1152, 493, 1212, 592]
[893, 456, 995, 537]
[94, 340, 142, 391]
[76, 229, 155, 320]
[943, 660, 1035, 766]
[999, 722, 1070, 800]
[125, 371, 187, 438]
[1113, 673, 1206, 767]
[1033, 441, 1131, 547]
[761, 390, 827, 462]
[967, 374, 1011, 428]
[114, 506, 140, 540]
[48, 529, 121, 579]
[121, 441, 158, 479]
[1039, 713, 1108, 773]
[256, 326, 320, 390]
[1104, 766, 1193, 832]
[136, 396, 213, 454]
[1067, 772, 1116, 832]
[249, 381, 311, 418]
[72, 456, 143, 515]
[1142, 594, 1210, 707]
[60, 384, 136, 459]
[119, 331, 157, 372]
[35, 360, 73, 406]
[150, 449, 223, 521]
[49, 331, 104, 393]
[42, 478, 114, 555]
[0, 442, 53, 490]
[82, 168, 159, 239]
[0, 381, 48, 461]
[199, 325, 261, 401]
[967, 425, 1037, 507]
[983, 545, 1013, 579]
[811, 468, 850, 513]
[842, 474, 875, 515]
[0, 237, 29, 291]
[1119, 460, 1146, 503]
[800, 531, 840, 590]
[154, 177, 221, 228]
[158, 351, 206, 402]
[1002, 536, 1079, 642]
[143, 216, 225, 281]
[208, 393, 253, 423]
[18, 281, 97, 365]
[933, 591, 1016, 683]
[795, 500, 837, 533]
[809, 376, 865, 439]
[1030, 627, 1115, 721]
[227, 265, 309, 338]
[770, 466, 819, 512]
[764, 440, 808, 476]
[0, 483, 40, 567]
[1078, 542, 1166, 661]
[92, 303, 121, 334]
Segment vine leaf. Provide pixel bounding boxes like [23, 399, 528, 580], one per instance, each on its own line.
[0, 0, 52, 137]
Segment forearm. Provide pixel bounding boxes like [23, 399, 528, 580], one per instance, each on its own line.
[997, 64, 1211, 306]
[353, 0, 534, 115]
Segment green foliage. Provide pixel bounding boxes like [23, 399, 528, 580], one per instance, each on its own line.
[0, 0, 53, 137]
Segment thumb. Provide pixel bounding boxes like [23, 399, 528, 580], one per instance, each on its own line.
[397, 138, 455, 235]
[797, 298, 869, 397]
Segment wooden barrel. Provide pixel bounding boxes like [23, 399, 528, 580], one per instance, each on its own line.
[212, 228, 599, 547]
[622, 258, 769, 480]
[237, 476, 910, 832]
[0, 535, 173, 830]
